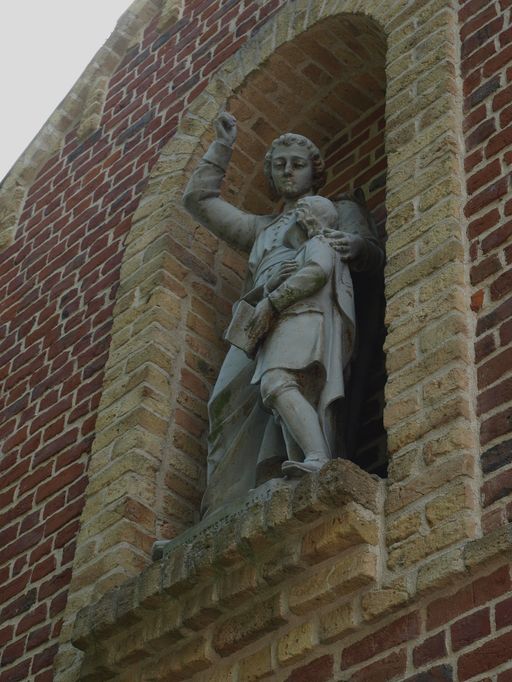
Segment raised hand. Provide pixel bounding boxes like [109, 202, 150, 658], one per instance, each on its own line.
[215, 112, 237, 146]
[326, 231, 365, 261]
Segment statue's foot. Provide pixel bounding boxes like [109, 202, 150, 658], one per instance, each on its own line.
[281, 454, 329, 478]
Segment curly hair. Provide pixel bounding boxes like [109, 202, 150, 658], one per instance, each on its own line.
[263, 133, 326, 197]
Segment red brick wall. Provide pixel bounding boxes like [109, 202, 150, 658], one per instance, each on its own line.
[460, 0, 512, 534]
[0, 3, 293, 680]
[283, 562, 512, 681]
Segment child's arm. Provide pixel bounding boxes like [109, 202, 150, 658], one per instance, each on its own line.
[248, 238, 332, 342]
[267, 237, 333, 312]
[263, 260, 298, 296]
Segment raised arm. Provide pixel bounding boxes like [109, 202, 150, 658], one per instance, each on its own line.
[183, 113, 257, 253]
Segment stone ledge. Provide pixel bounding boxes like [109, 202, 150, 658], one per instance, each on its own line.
[463, 523, 512, 569]
[70, 483, 512, 681]
[152, 457, 381, 564]
[359, 515, 512, 614]
[415, 522, 512, 598]
[71, 460, 381, 678]
[70, 468, 512, 681]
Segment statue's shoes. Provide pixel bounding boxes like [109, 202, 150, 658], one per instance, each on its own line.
[281, 456, 329, 478]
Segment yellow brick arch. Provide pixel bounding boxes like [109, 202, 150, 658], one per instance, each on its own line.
[61, 4, 478, 679]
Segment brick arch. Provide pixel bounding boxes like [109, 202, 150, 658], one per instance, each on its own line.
[222, 12, 386, 213]
[66, 0, 477, 634]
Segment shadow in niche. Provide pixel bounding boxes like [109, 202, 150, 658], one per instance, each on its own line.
[346, 256, 388, 478]
[220, 12, 389, 479]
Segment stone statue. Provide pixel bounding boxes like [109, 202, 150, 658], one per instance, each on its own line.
[183, 113, 384, 516]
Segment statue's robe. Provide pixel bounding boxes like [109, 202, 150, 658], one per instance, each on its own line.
[183, 141, 384, 516]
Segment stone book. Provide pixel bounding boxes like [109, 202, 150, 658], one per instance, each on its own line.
[224, 299, 259, 357]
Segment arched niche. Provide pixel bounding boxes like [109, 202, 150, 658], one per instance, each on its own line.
[154, 12, 389, 539]
[221, 12, 388, 476]
[67, 0, 477, 612]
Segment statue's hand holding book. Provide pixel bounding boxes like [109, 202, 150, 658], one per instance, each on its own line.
[224, 297, 276, 358]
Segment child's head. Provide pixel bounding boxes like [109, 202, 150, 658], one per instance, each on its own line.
[296, 195, 338, 238]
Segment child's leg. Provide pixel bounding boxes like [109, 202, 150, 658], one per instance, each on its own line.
[260, 369, 329, 475]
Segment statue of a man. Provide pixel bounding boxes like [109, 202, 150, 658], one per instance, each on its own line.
[183, 113, 383, 516]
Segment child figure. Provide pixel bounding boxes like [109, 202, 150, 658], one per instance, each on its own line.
[295, 194, 339, 239]
[249, 194, 355, 477]
[259, 195, 339, 299]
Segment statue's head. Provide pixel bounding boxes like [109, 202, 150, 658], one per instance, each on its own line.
[264, 133, 326, 199]
[296, 195, 338, 238]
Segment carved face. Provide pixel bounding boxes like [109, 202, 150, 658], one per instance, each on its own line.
[270, 143, 314, 200]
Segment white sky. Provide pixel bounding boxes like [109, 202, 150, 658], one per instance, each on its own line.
[0, 1, 134, 182]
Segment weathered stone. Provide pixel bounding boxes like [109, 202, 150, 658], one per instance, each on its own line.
[238, 500, 269, 554]
[88, 589, 118, 638]
[386, 454, 475, 514]
[388, 515, 477, 571]
[85, 452, 159, 498]
[416, 547, 467, 594]
[218, 565, 259, 608]
[387, 447, 420, 483]
[386, 511, 422, 546]
[387, 338, 468, 403]
[143, 604, 184, 654]
[238, 646, 273, 681]
[385, 287, 467, 350]
[115, 579, 140, 626]
[264, 483, 295, 531]
[386, 239, 464, 295]
[301, 503, 378, 564]
[277, 622, 318, 665]
[182, 584, 222, 631]
[386, 243, 416, 277]
[384, 392, 420, 429]
[464, 524, 512, 570]
[425, 481, 477, 527]
[289, 546, 377, 615]
[161, 544, 196, 596]
[385, 340, 417, 375]
[423, 421, 475, 464]
[213, 595, 287, 656]
[207, 664, 237, 682]
[319, 602, 357, 643]
[291, 473, 329, 523]
[71, 604, 94, 651]
[104, 624, 153, 670]
[259, 542, 303, 586]
[422, 365, 469, 405]
[361, 582, 410, 621]
[317, 459, 380, 514]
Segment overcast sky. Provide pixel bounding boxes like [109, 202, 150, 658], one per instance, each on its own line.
[0, 1, 133, 182]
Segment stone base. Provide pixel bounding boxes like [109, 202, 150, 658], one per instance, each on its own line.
[72, 460, 382, 679]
